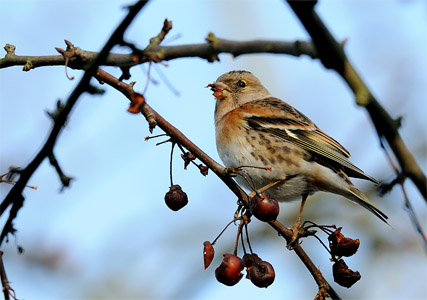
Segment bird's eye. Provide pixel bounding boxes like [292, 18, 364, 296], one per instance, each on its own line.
[237, 80, 247, 88]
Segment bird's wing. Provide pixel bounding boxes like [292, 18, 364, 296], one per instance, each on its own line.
[242, 98, 378, 183]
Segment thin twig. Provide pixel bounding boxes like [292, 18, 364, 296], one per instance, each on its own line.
[0, 251, 12, 300]
[286, 0, 426, 200]
[169, 141, 176, 186]
[93, 68, 341, 299]
[380, 139, 427, 249]
[0, 0, 149, 245]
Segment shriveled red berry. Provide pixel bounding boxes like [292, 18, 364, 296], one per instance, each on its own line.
[332, 259, 361, 288]
[181, 152, 196, 169]
[328, 227, 360, 257]
[243, 253, 263, 279]
[203, 241, 215, 269]
[164, 185, 188, 211]
[215, 254, 244, 286]
[248, 260, 275, 288]
[249, 193, 279, 222]
[242, 253, 262, 269]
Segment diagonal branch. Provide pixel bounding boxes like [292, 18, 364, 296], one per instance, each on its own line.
[0, 0, 149, 245]
[94, 68, 341, 300]
[286, 0, 426, 201]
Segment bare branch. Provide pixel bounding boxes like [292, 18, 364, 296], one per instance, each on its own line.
[93, 67, 341, 299]
[0, 251, 13, 300]
[0, 0, 149, 245]
[0, 38, 317, 71]
[286, 0, 426, 201]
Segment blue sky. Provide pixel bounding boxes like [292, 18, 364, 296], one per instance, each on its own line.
[0, 1, 426, 299]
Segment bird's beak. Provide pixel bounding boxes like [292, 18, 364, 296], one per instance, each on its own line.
[205, 82, 231, 100]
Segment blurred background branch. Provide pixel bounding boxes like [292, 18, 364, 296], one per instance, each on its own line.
[0, 0, 149, 245]
[287, 0, 426, 201]
[0, 0, 425, 299]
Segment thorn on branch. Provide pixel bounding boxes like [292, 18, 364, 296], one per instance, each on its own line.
[145, 134, 167, 141]
[48, 153, 73, 191]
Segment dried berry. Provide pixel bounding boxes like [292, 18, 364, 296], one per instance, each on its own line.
[199, 164, 209, 176]
[332, 259, 361, 288]
[329, 227, 360, 257]
[215, 254, 244, 286]
[181, 152, 196, 169]
[242, 253, 262, 269]
[248, 260, 275, 288]
[249, 193, 279, 222]
[203, 241, 215, 269]
[164, 185, 188, 211]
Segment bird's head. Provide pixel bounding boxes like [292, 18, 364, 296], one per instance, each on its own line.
[206, 70, 271, 121]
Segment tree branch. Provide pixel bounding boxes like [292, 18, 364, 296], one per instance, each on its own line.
[0, 251, 12, 300]
[0, 0, 149, 245]
[94, 67, 341, 299]
[1, 2, 424, 297]
[286, 0, 426, 201]
[0, 38, 317, 71]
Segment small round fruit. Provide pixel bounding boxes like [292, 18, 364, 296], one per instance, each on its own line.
[164, 185, 188, 211]
[249, 261, 275, 288]
[215, 254, 244, 286]
[250, 193, 279, 222]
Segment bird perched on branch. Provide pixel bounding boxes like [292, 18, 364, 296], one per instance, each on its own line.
[207, 70, 388, 236]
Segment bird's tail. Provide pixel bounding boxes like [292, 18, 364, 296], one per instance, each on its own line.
[348, 185, 389, 225]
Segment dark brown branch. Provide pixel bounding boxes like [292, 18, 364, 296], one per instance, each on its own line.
[0, 251, 12, 300]
[287, 0, 426, 201]
[0, 0, 149, 245]
[0, 38, 317, 71]
[94, 68, 341, 300]
[48, 153, 73, 191]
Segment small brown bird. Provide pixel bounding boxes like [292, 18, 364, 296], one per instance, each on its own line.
[207, 70, 388, 230]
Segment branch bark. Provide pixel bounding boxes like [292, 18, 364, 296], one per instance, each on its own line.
[0, 1, 425, 298]
[287, 0, 426, 201]
[94, 68, 341, 300]
[0, 0, 149, 244]
[0, 38, 316, 71]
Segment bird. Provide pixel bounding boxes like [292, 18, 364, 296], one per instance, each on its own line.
[206, 70, 388, 235]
